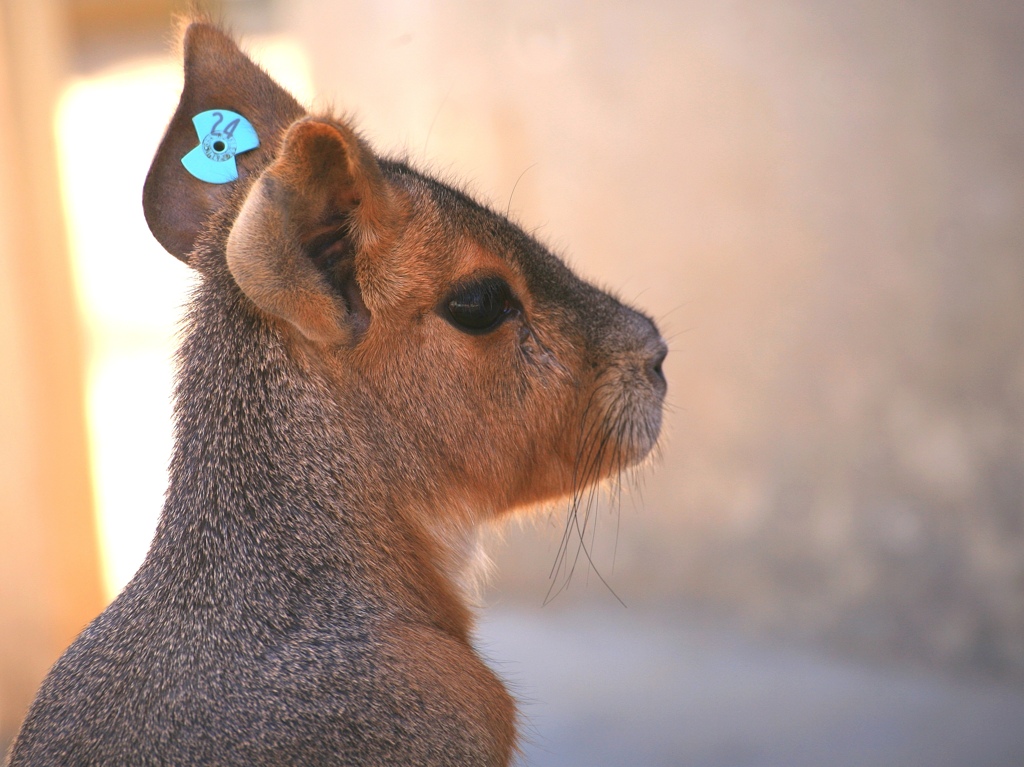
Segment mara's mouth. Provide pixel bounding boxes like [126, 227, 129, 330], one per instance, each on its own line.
[570, 378, 664, 492]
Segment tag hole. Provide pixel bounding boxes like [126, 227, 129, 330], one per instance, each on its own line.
[213, 140, 226, 152]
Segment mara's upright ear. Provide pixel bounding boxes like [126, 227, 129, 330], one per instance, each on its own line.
[143, 22, 305, 263]
[225, 117, 400, 345]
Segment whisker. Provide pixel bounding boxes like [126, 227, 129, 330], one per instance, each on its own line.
[422, 86, 453, 160]
[545, 375, 655, 610]
[547, 388, 608, 598]
[506, 163, 539, 218]
[656, 301, 694, 323]
[556, 393, 625, 595]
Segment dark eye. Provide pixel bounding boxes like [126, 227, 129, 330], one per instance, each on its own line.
[445, 277, 516, 334]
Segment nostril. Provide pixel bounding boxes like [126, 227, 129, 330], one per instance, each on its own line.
[647, 344, 668, 390]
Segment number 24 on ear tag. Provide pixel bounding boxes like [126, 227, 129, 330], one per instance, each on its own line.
[181, 110, 259, 184]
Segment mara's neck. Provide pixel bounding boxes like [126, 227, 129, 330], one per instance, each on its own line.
[144, 270, 471, 640]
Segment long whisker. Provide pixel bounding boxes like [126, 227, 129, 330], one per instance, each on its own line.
[506, 163, 538, 218]
[547, 385, 610, 599]
[549, 381, 618, 578]
[546, 383, 635, 607]
[422, 86, 453, 160]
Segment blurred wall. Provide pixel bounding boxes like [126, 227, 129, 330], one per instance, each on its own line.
[275, 0, 1024, 676]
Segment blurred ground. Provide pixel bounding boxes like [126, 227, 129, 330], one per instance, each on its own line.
[478, 605, 1024, 767]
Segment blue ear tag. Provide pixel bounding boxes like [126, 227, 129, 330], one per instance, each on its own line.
[181, 110, 260, 184]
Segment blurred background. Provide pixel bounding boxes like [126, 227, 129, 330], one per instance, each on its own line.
[2, 0, 1023, 764]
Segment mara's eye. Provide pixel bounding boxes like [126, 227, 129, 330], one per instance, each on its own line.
[445, 277, 516, 334]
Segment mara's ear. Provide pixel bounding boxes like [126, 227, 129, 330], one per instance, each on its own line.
[225, 117, 399, 345]
[143, 22, 305, 263]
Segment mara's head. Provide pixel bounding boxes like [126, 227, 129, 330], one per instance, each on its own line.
[144, 23, 666, 528]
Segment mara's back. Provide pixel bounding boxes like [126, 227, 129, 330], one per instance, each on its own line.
[7, 21, 666, 767]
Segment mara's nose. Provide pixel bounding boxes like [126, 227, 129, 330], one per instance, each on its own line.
[646, 338, 668, 393]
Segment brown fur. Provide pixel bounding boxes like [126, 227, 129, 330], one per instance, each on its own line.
[7, 22, 666, 767]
